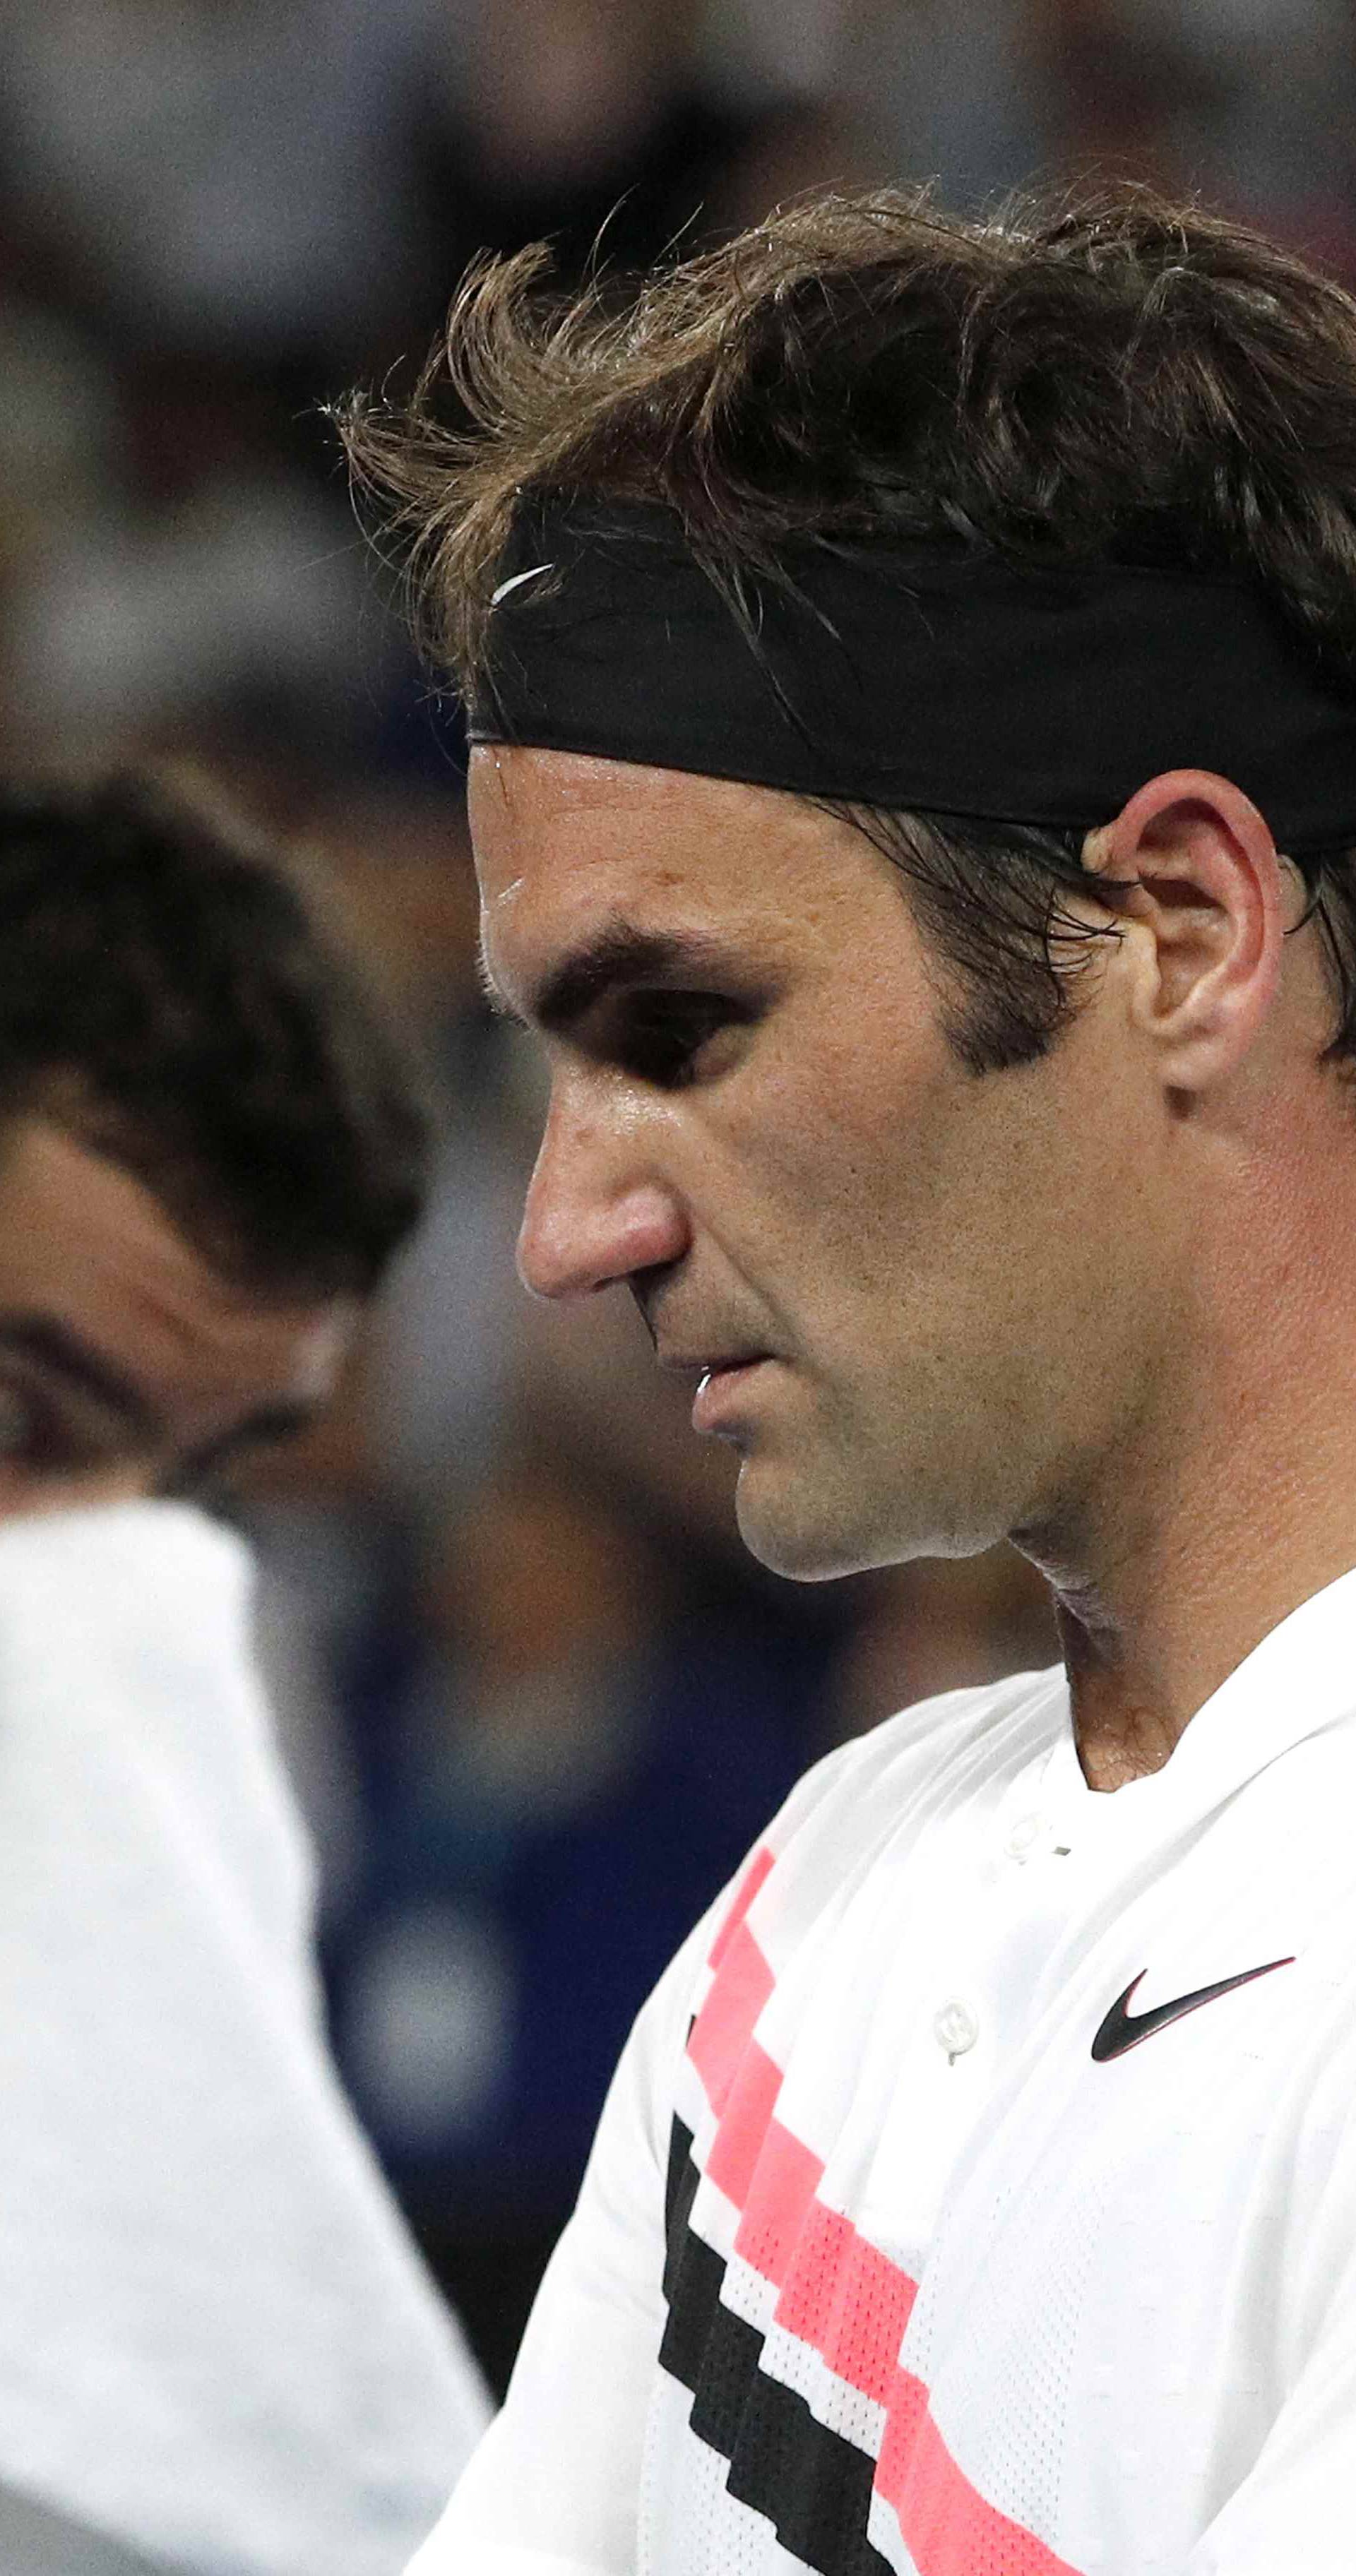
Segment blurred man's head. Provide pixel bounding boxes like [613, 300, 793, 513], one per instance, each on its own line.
[0, 776, 428, 1518]
[346, 187, 1356, 1581]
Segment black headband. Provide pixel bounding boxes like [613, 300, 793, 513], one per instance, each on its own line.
[470, 500, 1356, 859]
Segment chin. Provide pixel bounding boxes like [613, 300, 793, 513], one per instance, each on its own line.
[733, 1450, 1011, 1582]
[733, 1467, 900, 1585]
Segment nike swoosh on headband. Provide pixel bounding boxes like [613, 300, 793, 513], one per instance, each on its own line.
[1091, 1955, 1295, 2061]
[490, 561, 554, 607]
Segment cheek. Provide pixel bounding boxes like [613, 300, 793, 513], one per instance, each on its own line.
[733, 1028, 1122, 1350]
[711, 1035, 957, 1291]
[0, 1461, 152, 1525]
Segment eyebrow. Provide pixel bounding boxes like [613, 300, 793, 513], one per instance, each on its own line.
[0, 1315, 167, 1439]
[480, 924, 741, 1038]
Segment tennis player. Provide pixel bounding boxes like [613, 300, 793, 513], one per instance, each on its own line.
[354, 189, 1356, 2575]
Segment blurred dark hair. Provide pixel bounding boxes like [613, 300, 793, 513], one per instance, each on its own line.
[343, 183, 1356, 1069]
[0, 775, 429, 1295]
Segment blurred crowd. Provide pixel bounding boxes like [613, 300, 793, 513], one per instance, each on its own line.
[1, 0, 1351, 2387]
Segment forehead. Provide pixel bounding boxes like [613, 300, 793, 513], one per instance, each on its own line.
[469, 744, 876, 994]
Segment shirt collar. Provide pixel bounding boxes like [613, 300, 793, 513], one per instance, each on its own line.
[1039, 1559, 1356, 1840]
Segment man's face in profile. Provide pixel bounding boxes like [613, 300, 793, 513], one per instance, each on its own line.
[0, 1117, 354, 1520]
[472, 744, 1174, 1582]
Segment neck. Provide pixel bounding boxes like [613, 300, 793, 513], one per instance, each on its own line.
[1023, 1150, 1356, 1791]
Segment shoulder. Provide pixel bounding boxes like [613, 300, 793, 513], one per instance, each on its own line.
[574, 1665, 1068, 2198]
[673, 1663, 1066, 2008]
[764, 1662, 1066, 1867]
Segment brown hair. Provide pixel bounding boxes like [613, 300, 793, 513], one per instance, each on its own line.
[0, 776, 429, 1296]
[343, 184, 1356, 1068]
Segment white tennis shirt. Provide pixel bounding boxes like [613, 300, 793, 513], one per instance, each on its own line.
[415, 1563, 1356, 2576]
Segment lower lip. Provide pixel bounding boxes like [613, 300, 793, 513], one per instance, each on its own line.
[692, 1360, 768, 1432]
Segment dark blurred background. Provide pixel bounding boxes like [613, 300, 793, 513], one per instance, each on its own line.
[2, 0, 1349, 2395]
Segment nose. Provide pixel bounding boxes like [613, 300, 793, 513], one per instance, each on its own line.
[516, 1090, 689, 1300]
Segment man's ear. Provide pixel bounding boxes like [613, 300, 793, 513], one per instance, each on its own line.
[1081, 768, 1292, 1096]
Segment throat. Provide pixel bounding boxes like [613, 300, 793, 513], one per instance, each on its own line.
[1072, 1697, 1180, 1791]
[1054, 1599, 1189, 1791]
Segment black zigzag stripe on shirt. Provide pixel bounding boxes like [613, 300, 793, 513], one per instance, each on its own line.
[660, 2118, 893, 2576]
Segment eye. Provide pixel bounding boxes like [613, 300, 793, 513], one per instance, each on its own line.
[0, 1382, 92, 1474]
[609, 991, 753, 1088]
[0, 1374, 128, 1479]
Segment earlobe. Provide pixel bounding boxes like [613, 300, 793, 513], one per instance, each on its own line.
[1084, 769, 1285, 1095]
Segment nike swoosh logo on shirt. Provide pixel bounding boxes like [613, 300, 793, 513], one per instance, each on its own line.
[1091, 1955, 1295, 2061]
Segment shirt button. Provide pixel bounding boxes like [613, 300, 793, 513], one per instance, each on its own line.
[1004, 1813, 1047, 1861]
[934, 2001, 979, 2061]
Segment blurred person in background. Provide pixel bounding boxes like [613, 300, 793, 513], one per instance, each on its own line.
[0, 775, 487, 2574]
[416, 0, 856, 298]
[353, 182, 1356, 2575]
[1031, 0, 1356, 268]
[0, 0, 849, 785]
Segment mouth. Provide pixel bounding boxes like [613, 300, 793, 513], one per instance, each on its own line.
[652, 1340, 776, 1431]
[690, 1356, 771, 1434]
